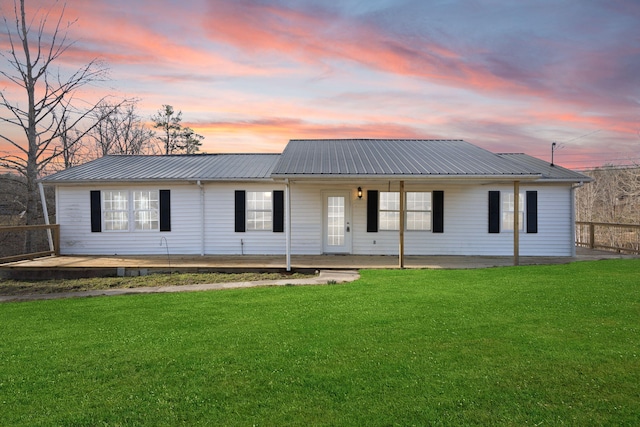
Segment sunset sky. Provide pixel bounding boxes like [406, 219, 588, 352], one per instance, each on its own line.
[1, 0, 639, 169]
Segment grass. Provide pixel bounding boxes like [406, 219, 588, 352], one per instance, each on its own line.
[1, 259, 639, 426]
[0, 271, 310, 295]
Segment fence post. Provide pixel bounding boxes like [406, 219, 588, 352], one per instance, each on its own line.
[53, 225, 60, 256]
[589, 223, 595, 249]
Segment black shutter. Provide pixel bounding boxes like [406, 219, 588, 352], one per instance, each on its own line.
[488, 191, 500, 233]
[235, 190, 246, 232]
[367, 190, 378, 232]
[432, 191, 444, 233]
[526, 191, 538, 233]
[90, 190, 101, 232]
[159, 190, 171, 232]
[273, 190, 284, 232]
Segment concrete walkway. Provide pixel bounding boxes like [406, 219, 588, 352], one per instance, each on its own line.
[0, 270, 360, 303]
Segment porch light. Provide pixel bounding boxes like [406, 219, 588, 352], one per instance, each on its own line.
[357, 187, 363, 199]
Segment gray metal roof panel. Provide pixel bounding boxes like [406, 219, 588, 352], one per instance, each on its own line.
[40, 141, 590, 184]
[496, 153, 593, 182]
[40, 154, 281, 182]
[272, 139, 543, 176]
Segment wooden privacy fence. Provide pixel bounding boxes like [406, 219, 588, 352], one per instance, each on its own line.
[0, 224, 60, 263]
[576, 221, 640, 255]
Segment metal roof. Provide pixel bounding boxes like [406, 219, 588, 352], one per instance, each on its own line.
[496, 153, 593, 182]
[271, 139, 543, 178]
[40, 154, 281, 183]
[40, 140, 591, 184]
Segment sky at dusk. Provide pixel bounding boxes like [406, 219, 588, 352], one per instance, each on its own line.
[1, 0, 639, 169]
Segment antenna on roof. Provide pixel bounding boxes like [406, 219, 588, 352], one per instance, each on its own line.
[551, 129, 600, 167]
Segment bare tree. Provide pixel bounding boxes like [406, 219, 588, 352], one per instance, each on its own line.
[0, 0, 119, 236]
[577, 166, 640, 224]
[87, 100, 156, 157]
[576, 165, 640, 251]
[54, 112, 84, 169]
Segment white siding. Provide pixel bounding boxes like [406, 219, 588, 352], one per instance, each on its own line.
[289, 183, 331, 254]
[57, 184, 202, 255]
[55, 180, 575, 257]
[204, 183, 287, 255]
[353, 182, 572, 256]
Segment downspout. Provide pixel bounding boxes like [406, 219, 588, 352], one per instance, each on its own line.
[571, 181, 584, 257]
[197, 180, 205, 256]
[285, 179, 291, 272]
[38, 182, 54, 253]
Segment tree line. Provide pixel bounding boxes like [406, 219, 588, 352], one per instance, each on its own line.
[575, 166, 640, 225]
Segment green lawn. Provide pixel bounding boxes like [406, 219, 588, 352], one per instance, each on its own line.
[1, 260, 639, 426]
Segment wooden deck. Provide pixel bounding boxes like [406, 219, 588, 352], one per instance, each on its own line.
[1, 248, 636, 280]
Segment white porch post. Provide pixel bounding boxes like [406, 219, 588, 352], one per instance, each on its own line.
[514, 180, 520, 266]
[38, 182, 54, 253]
[399, 180, 405, 268]
[285, 179, 291, 271]
[198, 180, 205, 256]
[570, 184, 577, 257]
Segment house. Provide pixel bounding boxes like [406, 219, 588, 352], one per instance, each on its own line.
[40, 139, 592, 268]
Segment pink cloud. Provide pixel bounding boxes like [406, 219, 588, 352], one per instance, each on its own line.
[202, 2, 543, 98]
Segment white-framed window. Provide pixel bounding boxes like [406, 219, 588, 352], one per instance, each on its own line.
[102, 190, 160, 231]
[379, 192, 399, 231]
[502, 192, 524, 231]
[247, 191, 272, 230]
[380, 191, 434, 231]
[406, 192, 432, 231]
[103, 190, 129, 231]
[133, 190, 159, 230]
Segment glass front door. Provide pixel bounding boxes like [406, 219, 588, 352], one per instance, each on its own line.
[323, 192, 351, 253]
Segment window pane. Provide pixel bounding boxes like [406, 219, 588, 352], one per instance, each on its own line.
[133, 190, 159, 231]
[135, 210, 159, 230]
[380, 192, 399, 230]
[134, 190, 158, 211]
[247, 191, 271, 210]
[502, 193, 524, 231]
[248, 211, 272, 230]
[327, 196, 345, 246]
[105, 211, 128, 231]
[103, 191, 128, 231]
[380, 211, 399, 231]
[407, 192, 431, 211]
[247, 192, 272, 230]
[380, 192, 399, 210]
[407, 211, 431, 231]
[103, 191, 128, 211]
[503, 212, 524, 231]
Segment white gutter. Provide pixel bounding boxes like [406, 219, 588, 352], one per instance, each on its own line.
[270, 174, 543, 181]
